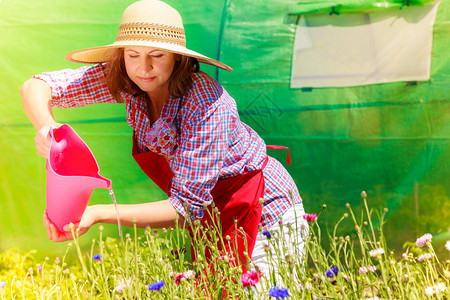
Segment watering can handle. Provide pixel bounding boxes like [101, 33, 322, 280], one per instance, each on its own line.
[47, 127, 53, 161]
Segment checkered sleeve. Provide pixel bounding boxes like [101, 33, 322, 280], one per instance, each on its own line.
[32, 63, 116, 108]
[168, 82, 233, 221]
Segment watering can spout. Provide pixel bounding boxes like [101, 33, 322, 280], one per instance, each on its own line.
[46, 125, 112, 232]
[92, 175, 112, 190]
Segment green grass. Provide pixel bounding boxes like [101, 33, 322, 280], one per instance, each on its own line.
[0, 193, 449, 299]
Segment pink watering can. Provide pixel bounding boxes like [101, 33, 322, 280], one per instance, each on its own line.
[46, 124, 111, 232]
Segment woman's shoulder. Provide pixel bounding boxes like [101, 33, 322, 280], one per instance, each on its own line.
[190, 71, 225, 101]
[176, 71, 236, 124]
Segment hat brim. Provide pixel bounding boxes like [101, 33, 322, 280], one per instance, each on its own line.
[66, 41, 232, 72]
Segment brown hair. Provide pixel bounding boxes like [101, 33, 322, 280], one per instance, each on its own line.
[105, 48, 199, 102]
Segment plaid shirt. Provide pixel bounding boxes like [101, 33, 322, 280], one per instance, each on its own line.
[34, 64, 302, 228]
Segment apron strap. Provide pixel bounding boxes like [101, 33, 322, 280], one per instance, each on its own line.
[266, 145, 291, 165]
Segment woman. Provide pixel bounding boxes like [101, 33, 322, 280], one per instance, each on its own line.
[21, 0, 306, 275]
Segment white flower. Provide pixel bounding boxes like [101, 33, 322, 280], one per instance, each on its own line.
[435, 282, 447, 293]
[184, 270, 195, 279]
[445, 240, 450, 252]
[424, 286, 434, 296]
[424, 282, 447, 296]
[368, 265, 377, 273]
[369, 248, 385, 257]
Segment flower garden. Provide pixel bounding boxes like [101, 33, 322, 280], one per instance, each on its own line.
[0, 192, 448, 299]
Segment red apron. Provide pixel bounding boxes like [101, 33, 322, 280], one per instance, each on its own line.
[132, 134, 265, 271]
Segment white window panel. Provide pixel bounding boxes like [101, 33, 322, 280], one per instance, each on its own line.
[290, 1, 440, 88]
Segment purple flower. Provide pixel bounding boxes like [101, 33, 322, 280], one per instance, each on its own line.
[170, 247, 187, 258]
[262, 230, 271, 239]
[0, 281, 7, 289]
[92, 254, 102, 261]
[269, 286, 289, 299]
[148, 280, 165, 291]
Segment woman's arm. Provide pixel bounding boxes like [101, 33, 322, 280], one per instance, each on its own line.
[21, 64, 117, 158]
[94, 200, 183, 229]
[20, 78, 62, 158]
[21, 78, 54, 130]
[44, 200, 184, 242]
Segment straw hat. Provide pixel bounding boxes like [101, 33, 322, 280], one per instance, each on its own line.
[66, 0, 232, 71]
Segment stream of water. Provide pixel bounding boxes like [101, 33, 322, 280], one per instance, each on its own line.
[108, 188, 124, 248]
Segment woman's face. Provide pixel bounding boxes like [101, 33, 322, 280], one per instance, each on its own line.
[124, 47, 177, 100]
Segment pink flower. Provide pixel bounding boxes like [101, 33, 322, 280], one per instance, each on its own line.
[299, 282, 312, 291]
[418, 253, 434, 262]
[171, 270, 195, 285]
[368, 265, 377, 273]
[303, 214, 318, 223]
[415, 233, 432, 247]
[241, 270, 261, 287]
[358, 266, 368, 274]
[114, 278, 132, 293]
[218, 255, 230, 263]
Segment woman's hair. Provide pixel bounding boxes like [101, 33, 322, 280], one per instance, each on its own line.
[105, 48, 199, 102]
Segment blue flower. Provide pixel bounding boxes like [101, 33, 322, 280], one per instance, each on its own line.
[331, 266, 339, 275]
[92, 254, 102, 261]
[326, 266, 340, 278]
[148, 280, 165, 291]
[262, 230, 271, 239]
[325, 269, 334, 278]
[269, 286, 289, 299]
[0, 281, 7, 289]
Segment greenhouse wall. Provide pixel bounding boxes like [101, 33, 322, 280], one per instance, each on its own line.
[0, 0, 448, 256]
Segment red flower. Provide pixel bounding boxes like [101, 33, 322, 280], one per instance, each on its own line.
[174, 273, 186, 285]
[241, 270, 261, 287]
[303, 213, 318, 223]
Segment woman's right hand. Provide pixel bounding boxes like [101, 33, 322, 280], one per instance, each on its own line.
[36, 123, 63, 158]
